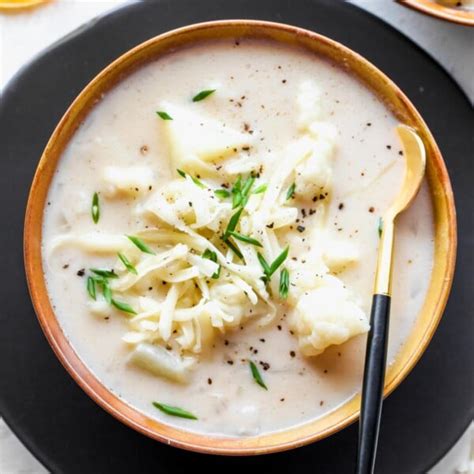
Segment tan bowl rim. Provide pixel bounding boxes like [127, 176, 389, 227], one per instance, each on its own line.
[23, 19, 457, 455]
[398, 0, 474, 26]
[0, 0, 47, 11]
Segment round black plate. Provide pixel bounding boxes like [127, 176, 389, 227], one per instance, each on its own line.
[0, 1, 472, 472]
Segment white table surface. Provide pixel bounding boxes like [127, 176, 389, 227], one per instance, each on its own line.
[0, 1, 472, 472]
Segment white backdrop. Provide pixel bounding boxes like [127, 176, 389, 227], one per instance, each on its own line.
[0, 1, 472, 473]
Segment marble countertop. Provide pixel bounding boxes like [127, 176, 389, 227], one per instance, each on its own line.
[0, 1, 472, 472]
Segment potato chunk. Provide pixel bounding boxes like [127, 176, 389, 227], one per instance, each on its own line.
[159, 102, 252, 173]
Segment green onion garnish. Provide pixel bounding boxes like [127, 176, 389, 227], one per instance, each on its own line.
[91, 192, 100, 224]
[192, 89, 216, 102]
[378, 217, 383, 238]
[257, 246, 290, 281]
[249, 361, 268, 390]
[268, 246, 289, 276]
[111, 299, 136, 315]
[86, 276, 96, 300]
[286, 182, 296, 201]
[279, 268, 289, 299]
[102, 281, 112, 304]
[231, 175, 243, 209]
[224, 207, 243, 239]
[118, 252, 137, 275]
[156, 111, 173, 120]
[257, 252, 271, 277]
[152, 402, 198, 420]
[253, 183, 267, 194]
[127, 235, 155, 255]
[90, 268, 118, 279]
[228, 231, 262, 247]
[177, 169, 205, 188]
[241, 176, 255, 197]
[202, 249, 221, 279]
[223, 238, 244, 260]
[214, 189, 231, 199]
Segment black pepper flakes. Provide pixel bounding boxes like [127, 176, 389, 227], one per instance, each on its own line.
[297, 225, 305, 233]
[338, 203, 344, 210]
[290, 351, 296, 358]
[208, 378, 213, 385]
[77, 269, 85, 277]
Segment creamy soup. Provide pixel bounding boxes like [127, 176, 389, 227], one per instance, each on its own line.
[42, 38, 434, 437]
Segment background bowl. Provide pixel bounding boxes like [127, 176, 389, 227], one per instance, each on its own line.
[23, 20, 456, 455]
[398, 0, 474, 26]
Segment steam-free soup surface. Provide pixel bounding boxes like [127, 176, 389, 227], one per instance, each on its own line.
[42, 38, 434, 436]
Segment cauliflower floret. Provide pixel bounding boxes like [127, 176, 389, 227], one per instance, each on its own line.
[290, 279, 369, 356]
[297, 80, 323, 128]
[294, 134, 335, 199]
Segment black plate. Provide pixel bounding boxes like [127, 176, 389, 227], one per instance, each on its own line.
[0, 1, 472, 472]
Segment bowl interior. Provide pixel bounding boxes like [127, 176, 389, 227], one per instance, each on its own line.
[23, 20, 456, 455]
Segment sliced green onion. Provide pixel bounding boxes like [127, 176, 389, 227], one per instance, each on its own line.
[90, 268, 118, 279]
[192, 89, 216, 102]
[202, 249, 221, 279]
[286, 182, 296, 201]
[249, 361, 268, 390]
[257, 246, 290, 282]
[269, 246, 289, 277]
[111, 299, 136, 315]
[177, 169, 205, 188]
[257, 252, 271, 276]
[102, 281, 112, 304]
[241, 176, 255, 197]
[231, 175, 243, 209]
[378, 217, 383, 238]
[118, 252, 137, 275]
[86, 276, 96, 300]
[156, 111, 173, 120]
[223, 238, 244, 260]
[224, 207, 243, 239]
[152, 402, 198, 420]
[190, 176, 205, 188]
[127, 235, 155, 255]
[228, 231, 262, 247]
[214, 189, 230, 199]
[232, 190, 242, 209]
[91, 192, 100, 224]
[279, 268, 289, 299]
[253, 183, 267, 194]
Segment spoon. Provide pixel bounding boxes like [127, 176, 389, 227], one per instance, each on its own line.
[355, 124, 426, 474]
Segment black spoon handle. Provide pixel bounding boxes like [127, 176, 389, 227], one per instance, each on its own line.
[356, 294, 391, 474]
